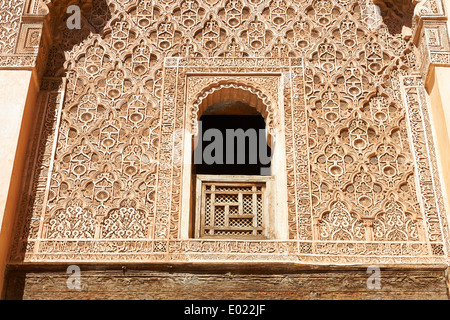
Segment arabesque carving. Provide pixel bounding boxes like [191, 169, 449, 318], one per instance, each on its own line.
[7, 0, 450, 265]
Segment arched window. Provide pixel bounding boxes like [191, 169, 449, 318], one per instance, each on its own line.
[179, 83, 287, 240]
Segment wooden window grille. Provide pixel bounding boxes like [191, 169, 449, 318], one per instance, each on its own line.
[195, 175, 269, 239]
